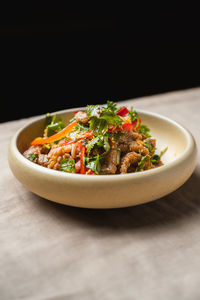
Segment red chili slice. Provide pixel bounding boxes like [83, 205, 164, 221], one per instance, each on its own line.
[122, 123, 134, 131]
[80, 144, 86, 174]
[75, 160, 81, 173]
[116, 106, 129, 116]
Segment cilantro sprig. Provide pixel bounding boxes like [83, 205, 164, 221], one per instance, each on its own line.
[87, 101, 122, 135]
[128, 107, 140, 125]
[28, 153, 38, 162]
[86, 135, 110, 155]
[139, 125, 151, 137]
[60, 158, 76, 173]
[84, 155, 101, 173]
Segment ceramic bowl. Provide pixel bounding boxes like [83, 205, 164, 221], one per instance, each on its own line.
[8, 108, 197, 209]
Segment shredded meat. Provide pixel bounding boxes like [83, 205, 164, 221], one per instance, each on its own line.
[23, 145, 49, 158]
[75, 111, 89, 123]
[129, 141, 149, 155]
[143, 158, 155, 170]
[37, 154, 49, 166]
[120, 151, 141, 174]
[101, 147, 118, 174]
[117, 131, 143, 153]
[117, 130, 149, 157]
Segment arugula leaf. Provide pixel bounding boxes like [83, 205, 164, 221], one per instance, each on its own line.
[60, 158, 76, 173]
[139, 125, 151, 137]
[28, 153, 38, 162]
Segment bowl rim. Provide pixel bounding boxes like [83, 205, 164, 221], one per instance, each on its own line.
[9, 107, 197, 183]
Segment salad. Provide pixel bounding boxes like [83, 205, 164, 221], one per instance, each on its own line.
[23, 101, 167, 175]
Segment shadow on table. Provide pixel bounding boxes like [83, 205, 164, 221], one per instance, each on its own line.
[35, 171, 200, 232]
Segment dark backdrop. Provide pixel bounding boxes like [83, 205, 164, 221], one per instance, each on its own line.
[1, 7, 200, 123]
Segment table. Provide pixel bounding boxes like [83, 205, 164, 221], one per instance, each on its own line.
[1, 88, 200, 300]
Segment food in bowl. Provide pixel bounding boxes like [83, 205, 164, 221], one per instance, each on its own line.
[23, 101, 167, 175]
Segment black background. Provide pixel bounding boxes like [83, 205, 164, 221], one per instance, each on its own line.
[1, 6, 200, 123]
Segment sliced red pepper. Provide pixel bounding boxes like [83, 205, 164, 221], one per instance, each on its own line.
[86, 169, 94, 175]
[64, 131, 94, 146]
[122, 123, 133, 131]
[31, 120, 77, 146]
[122, 119, 142, 131]
[116, 106, 129, 116]
[80, 143, 86, 174]
[75, 159, 81, 173]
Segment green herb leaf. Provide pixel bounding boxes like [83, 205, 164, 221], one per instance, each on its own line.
[86, 136, 100, 154]
[136, 155, 148, 171]
[28, 153, 38, 162]
[102, 135, 110, 153]
[139, 125, 151, 137]
[75, 122, 90, 133]
[150, 154, 160, 164]
[144, 142, 154, 154]
[89, 117, 108, 135]
[104, 101, 117, 113]
[106, 131, 125, 142]
[46, 113, 63, 126]
[46, 122, 65, 137]
[100, 111, 122, 126]
[45, 113, 52, 125]
[151, 147, 168, 164]
[60, 158, 76, 173]
[86, 135, 110, 155]
[84, 155, 101, 173]
[128, 107, 140, 125]
[86, 105, 102, 117]
[160, 146, 168, 158]
[97, 135, 110, 153]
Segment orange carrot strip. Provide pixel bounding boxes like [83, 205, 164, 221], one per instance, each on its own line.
[30, 121, 77, 146]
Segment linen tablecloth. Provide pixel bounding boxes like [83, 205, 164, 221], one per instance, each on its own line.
[1, 88, 200, 300]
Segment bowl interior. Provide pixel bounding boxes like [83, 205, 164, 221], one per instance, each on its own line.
[17, 110, 188, 165]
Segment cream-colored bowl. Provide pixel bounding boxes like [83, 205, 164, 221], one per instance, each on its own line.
[8, 108, 197, 209]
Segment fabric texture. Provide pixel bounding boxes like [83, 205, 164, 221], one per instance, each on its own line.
[1, 88, 200, 300]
